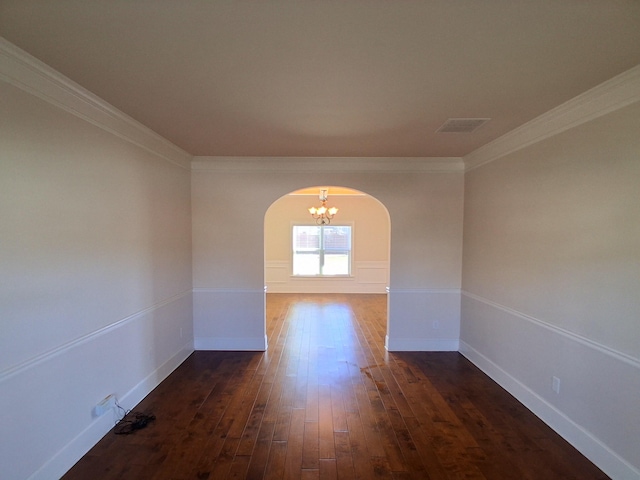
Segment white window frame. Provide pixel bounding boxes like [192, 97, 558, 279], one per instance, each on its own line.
[291, 223, 353, 277]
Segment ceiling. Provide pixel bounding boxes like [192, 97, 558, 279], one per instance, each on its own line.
[2, 1, 640, 158]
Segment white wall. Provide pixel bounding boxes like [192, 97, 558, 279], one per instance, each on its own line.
[192, 158, 464, 352]
[0, 42, 194, 480]
[460, 101, 640, 479]
[265, 192, 390, 293]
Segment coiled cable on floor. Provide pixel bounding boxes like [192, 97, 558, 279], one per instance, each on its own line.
[114, 411, 156, 435]
[113, 399, 155, 435]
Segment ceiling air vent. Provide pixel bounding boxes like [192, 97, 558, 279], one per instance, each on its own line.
[436, 118, 490, 133]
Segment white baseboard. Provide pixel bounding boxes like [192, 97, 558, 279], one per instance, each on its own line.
[459, 341, 640, 480]
[119, 342, 194, 409]
[385, 335, 459, 352]
[195, 335, 267, 351]
[29, 342, 193, 480]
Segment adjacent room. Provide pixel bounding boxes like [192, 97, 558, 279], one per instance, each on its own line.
[1, 2, 639, 479]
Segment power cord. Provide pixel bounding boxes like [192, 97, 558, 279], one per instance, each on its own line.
[113, 400, 155, 435]
[115, 399, 130, 420]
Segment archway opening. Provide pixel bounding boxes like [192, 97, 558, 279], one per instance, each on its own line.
[264, 185, 391, 347]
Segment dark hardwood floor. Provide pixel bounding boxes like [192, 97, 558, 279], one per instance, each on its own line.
[63, 294, 608, 479]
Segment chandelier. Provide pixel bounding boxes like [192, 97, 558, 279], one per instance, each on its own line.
[308, 189, 338, 225]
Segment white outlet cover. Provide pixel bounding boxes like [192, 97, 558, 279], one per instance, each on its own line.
[94, 394, 116, 416]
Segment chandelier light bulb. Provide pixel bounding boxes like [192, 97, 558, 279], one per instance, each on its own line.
[308, 189, 338, 225]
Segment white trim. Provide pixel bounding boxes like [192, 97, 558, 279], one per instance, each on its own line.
[354, 261, 389, 285]
[195, 336, 267, 351]
[459, 341, 640, 480]
[0, 37, 192, 169]
[28, 342, 193, 480]
[461, 291, 640, 369]
[265, 259, 389, 293]
[119, 341, 194, 408]
[385, 336, 459, 352]
[192, 287, 265, 294]
[265, 261, 290, 284]
[0, 290, 193, 382]
[464, 64, 640, 172]
[388, 288, 461, 295]
[191, 156, 464, 173]
[266, 282, 387, 294]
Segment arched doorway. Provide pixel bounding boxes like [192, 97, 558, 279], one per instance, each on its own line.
[263, 186, 391, 346]
[265, 186, 390, 294]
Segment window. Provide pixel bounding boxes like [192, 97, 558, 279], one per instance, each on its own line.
[292, 225, 352, 276]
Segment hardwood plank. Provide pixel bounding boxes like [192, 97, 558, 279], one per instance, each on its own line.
[302, 421, 320, 469]
[187, 416, 236, 479]
[263, 441, 287, 480]
[318, 384, 336, 459]
[236, 377, 272, 456]
[346, 409, 392, 479]
[283, 408, 305, 479]
[199, 435, 241, 480]
[301, 469, 320, 480]
[333, 431, 356, 479]
[328, 383, 347, 433]
[245, 421, 275, 480]
[319, 458, 337, 480]
[226, 455, 251, 480]
[352, 382, 387, 459]
[273, 405, 292, 442]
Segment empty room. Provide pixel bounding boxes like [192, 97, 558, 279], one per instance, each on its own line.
[1, 2, 639, 479]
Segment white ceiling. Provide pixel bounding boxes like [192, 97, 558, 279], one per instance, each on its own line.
[1, 0, 640, 158]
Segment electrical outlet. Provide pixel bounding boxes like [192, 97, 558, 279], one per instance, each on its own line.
[552, 376, 561, 394]
[94, 394, 117, 416]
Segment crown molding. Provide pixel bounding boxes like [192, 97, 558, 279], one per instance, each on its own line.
[0, 37, 192, 169]
[192, 156, 464, 173]
[464, 64, 640, 172]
